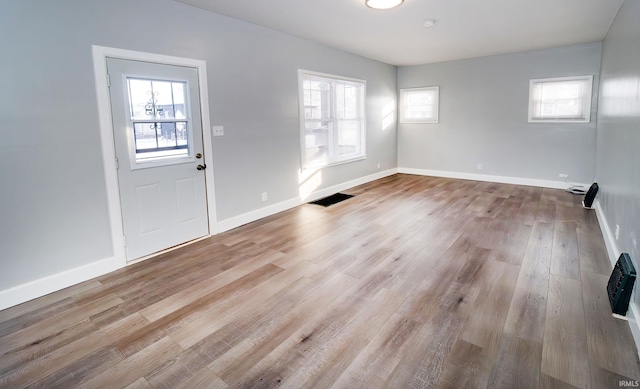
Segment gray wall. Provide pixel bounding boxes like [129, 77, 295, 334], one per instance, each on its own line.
[596, 0, 640, 279]
[0, 0, 397, 290]
[397, 43, 602, 184]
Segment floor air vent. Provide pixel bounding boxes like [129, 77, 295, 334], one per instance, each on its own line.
[607, 253, 636, 316]
[309, 193, 354, 207]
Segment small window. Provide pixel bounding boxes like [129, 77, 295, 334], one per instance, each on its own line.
[528, 75, 593, 123]
[127, 77, 191, 163]
[298, 70, 366, 169]
[400, 86, 439, 123]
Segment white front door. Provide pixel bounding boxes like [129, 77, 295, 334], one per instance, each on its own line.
[107, 58, 209, 261]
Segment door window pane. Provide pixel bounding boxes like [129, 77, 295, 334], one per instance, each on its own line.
[127, 77, 191, 163]
[134, 123, 158, 151]
[127, 78, 188, 120]
[176, 122, 188, 146]
[128, 79, 154, 120]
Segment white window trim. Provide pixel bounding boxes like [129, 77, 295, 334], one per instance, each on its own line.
[297, 69, 367, 170]
[528, 75, 593, 123]
[400, 86, 440, 124]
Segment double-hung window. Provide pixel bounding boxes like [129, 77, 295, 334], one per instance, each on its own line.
[298, 70, 366, 169]
[400, 86, 439, 123]
[127, 77, 191, 163]
[528, 75, 593, 123]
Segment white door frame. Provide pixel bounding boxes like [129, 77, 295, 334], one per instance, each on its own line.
[92, 45, 218, 267]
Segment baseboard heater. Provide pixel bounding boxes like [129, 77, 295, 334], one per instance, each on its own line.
[608, 253, 636, 317]
[582, 182, 598, 209]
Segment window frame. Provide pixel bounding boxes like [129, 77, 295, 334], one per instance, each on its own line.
[297, 69, 367, 170]
[528, 75, 593, 123]
[399, 86, 440, 124]
[123, 74, 196, 170]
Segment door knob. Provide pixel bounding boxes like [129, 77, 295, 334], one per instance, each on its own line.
[195, 153, 202, 159]
[197, 164, 206, 171]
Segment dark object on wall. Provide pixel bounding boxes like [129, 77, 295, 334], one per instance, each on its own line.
[582, 182, 599, 209]
[309, 193, 354, 207]
[607, 253, 636, 316]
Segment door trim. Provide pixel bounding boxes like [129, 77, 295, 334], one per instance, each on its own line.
[92, 45, 218, 267]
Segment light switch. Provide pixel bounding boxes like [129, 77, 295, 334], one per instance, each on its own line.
[212, 126, 224, 136]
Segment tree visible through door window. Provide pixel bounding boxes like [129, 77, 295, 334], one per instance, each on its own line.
[127, 78, 191, 162]
[298, 70, 366, 169]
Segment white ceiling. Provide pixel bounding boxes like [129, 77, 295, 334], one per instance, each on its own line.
[175, 0, 623, 66]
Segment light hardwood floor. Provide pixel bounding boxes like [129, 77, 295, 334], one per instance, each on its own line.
[1, 174, 638, 388]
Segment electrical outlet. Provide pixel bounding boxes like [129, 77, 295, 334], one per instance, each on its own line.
[377, 162, 381, 169]
[261, 192, 268, 202]
[615, 224, 620, 240]
[212, 126, 224, 136]
[559, 173, 568, 179]
[477, 163, 483, 170]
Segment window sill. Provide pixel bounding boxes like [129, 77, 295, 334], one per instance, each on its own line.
[400, 120, 439, 124]
[528, 119, 590, 124]
[302, 154, 366, 171]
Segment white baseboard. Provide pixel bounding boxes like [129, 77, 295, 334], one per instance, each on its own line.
[0, 256, 120, 311]
[400, 167, 640, 357]
[217, 196, 302, 233]
[629, 304, 640, 360]
[217, 168, 399, 232]
[594, 200, 619, 268]
[397, 167, 587, 190]
[303, 168, 400, 204]
[594, 200, 640, 359]
[0, 169, 398, 311]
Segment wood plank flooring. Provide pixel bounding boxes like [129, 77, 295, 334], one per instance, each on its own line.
[1, 174, 639, 388]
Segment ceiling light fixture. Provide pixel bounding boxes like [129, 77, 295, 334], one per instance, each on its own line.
[365, 0, 404, 10]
